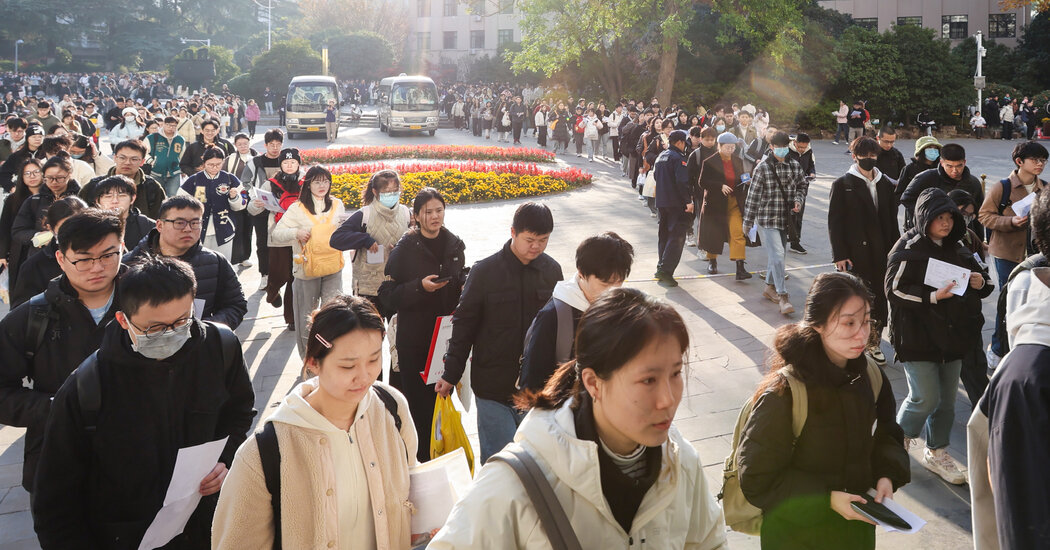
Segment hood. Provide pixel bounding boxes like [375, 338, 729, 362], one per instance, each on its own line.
[551, 274, 590, 312]
[847, 164, 883, 183]
[914, 187, 966, 243]
[269, 379, 375, 433]
[1007, 267, 1050, 347]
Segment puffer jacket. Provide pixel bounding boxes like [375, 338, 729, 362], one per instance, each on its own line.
[429, 397, 727, 550]
[213, 380, 418, 550]
[125, 229, 247, 329]
[885, 187, 993, 362]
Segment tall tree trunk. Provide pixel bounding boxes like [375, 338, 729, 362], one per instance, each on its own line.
[654, 0, 680, 106]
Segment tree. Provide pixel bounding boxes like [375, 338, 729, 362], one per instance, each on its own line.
[882, 25, 971, 125]
[1016, 12, 1050, 92]
[327, 32, 396, 81]
[709, 0, 808, 66]
[999, 0, 1050, 12]
[831, 27, 906, 123]
[249, 39, 322, 97]
[296, 0, 408, 50]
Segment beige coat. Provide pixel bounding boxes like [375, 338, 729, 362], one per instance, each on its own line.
[978, 170, 1046, 263]
[212, 380, 419, 550]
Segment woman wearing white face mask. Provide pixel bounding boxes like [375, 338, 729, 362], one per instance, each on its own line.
[108, 107, 145, 148]
[271, 166, 347, 358]
[430, 288, 727, 549]
[329, 170, 412, 318]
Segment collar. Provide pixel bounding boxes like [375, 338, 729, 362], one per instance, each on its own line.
[1009, 169, 1046, 190]
[847, 164, 883, 183]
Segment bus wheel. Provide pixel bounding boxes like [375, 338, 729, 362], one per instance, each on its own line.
[429, 130, 436, 136]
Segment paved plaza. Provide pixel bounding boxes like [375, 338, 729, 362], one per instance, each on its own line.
[0, 118, 1022, 548]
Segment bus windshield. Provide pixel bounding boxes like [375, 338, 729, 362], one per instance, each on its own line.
[287, 84, 336, 113]
[391, 83, 438, 112]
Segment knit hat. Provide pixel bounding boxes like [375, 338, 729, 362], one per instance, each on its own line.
[717, 132, 742, 145]
[279, 148, 301, 164]
[25, 124, 45, 137]
[668, 129, 688, 144]
[914, 135, 942, 156]
[121, 107, 138, 117]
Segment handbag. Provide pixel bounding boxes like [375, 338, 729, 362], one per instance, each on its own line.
[502, 112, 511, 126]
[642, 170, 657, 198]
[430, 395, 475, 474]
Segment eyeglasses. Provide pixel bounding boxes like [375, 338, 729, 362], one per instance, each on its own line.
[100, 192, 131, 201]
[22, 170, 41, 178]
[128, 316, 193, 339]
[1028, 158, 1048, 165]
[44, 175, 69, 184]
[115, 155, 143, 163]
[161, 218, 202, 231]
[65, 250, 120, 272]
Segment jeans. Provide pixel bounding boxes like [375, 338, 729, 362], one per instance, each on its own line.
[598, 133, 610, 157]
[991, 257, 1018, 356]
[657, 207, 691, 276]
[588, 139, 598, 160]
[896, 359, 963, 450]
[264, 101, 273, 115]
[834, 123, 849, 142]
[161, 173, 181, 198]
[757, 225, 788, 294]
[477, 397, 526, 463]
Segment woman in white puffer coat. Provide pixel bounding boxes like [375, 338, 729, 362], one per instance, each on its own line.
[429, 287, 727, 550]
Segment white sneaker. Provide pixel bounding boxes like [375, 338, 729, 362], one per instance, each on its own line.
[903, 437, 920, 452]
[240, 260, 254, 268]
[685, 235, 697, 247]
[257, 275, 268, 292]
[922, 448, 968, 485]
[697, 249, 708, 261]
[986, 345, 1002, 370]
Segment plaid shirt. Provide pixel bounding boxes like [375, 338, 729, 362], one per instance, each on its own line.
[743, 155, 809, 231]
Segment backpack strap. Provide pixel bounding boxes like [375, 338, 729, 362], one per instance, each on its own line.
[779, 368, 808, 439]
[552, 298, 574, 365]
[489, 448, 583, 550]
[209, 322, 241, 374]
[997, 178, 1013, 215]
[25, 293, 57, 360]
[371, 384, 402, 432]
[255, 422, 282, 550]
[75, 352, 102, 433]
[864, 355, 884, 401]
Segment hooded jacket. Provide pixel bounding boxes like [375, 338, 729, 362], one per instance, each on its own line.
[885, 188, 993, 362]
[126, 229, 247, 329]
[519, 275, 589, 391]
[981, 267, 1050, 549]
[429, 397, 727, 550]
[213, 380, 418, 550]
[0, 274, 120, 491]
[32, 320, 256, 550]
[10, 238, 61, 308]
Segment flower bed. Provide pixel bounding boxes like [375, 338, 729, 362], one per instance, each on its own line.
[328, 160, 587, 180]
[330, 169, 591, 209]
[302, 144, 555, 164]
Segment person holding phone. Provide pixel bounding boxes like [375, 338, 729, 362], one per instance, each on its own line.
[178, 146, 245, 262]
[828, 137, 900, 362]
[737, 272, 911, 549]
[378, 188, 466, 463]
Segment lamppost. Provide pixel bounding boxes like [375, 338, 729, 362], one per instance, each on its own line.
[14, 39, 24, 75]
[180, 37, 212, 48]
[974, 31, 987, 113]
[251, 0, 273, 51]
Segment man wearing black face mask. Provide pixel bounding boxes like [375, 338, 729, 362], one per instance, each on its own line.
[828, 137, 901, 361]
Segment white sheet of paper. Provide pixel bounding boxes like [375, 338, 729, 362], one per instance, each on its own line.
[924, 258, 970, 297]
[366, 246, 384, 264]
[255, 188, 285, 214]
[746, 224, 758, 243]
[865, 489, 927, 534]
[193, 298, 206, 319]
[408, 448, 474, 535]
[138, 437, 228, 550]
[1011, 191, 1035, 218]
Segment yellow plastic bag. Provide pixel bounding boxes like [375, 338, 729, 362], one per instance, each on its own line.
[430, 395, 475, 475]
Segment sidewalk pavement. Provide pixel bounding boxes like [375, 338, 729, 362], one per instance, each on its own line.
[0, 127, 1020, 548]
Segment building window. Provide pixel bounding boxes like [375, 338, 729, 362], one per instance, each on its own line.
[853, 17, 878, 31]
[497, 29, 514, 48]
[942, 15, 968, 39]
[988, 13, 1016, 38]
[470, 30, 485, 49]
[417, 0, 430, 17]
[443, 0, 457, 16]
[499, 0, 513, 15]
[443, 31, 458, 50]
[896, 16, 922, 27]
[416, 32, 431, 51]
[469, 0, 484, 15]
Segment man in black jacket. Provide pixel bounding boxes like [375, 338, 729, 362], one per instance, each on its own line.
[874, 126, 906, 181]
[125, 196, 247, 329]
[0, 210, 123, 493]
[438, 202, 563, 463]
[32, 255, 256, 550]
[900, 143, 985, 235]
[654, 130, 694, 287]
[622, 110, 648, 189]
[179, 120, 234, 176]
[81, 139, 167, 219]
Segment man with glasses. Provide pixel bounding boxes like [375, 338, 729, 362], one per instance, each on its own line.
[126, 196, 247, 329]
[82, 139, 167, 219]
[0, 116, 27, 163]
[32, 255, 255, 549]
[874, 126, 906, 182]
[0, 210, 124, 495]
[93, 175, 155, 251]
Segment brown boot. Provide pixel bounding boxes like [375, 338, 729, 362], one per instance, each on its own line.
[779, 294, 795, 315]
[762, 284, 779, 303]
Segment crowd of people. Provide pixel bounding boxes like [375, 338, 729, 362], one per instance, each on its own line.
[1, 71, 1049, 550]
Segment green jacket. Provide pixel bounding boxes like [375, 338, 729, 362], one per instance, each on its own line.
[146, 133, 186, 179]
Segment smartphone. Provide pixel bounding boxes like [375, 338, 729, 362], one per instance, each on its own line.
[850, 499, 911, 530]
[433, 276, 452, 284]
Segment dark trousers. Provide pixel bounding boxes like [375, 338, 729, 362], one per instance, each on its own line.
[960, 336, 990, 410]
[233, 213, 269, 273]
[657, 207, 691, 276]
[628, 155, 640, 188]
[398, 346, 436, 463]
[574, 133, 584, 154]
[472, 118, 482, 136]
[537, 126, 547, 147]
[512, 121, 524, 142]
[789, 200, 806, 244]
[612, 136, 621, 161]
[991, 258, 1018, 356]
[247, 120, 257, 137]
[1002, 121, 1013, 140]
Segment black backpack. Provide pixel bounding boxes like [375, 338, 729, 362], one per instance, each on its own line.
[255, 385, 402, 550]
[24, 293, 60, 360]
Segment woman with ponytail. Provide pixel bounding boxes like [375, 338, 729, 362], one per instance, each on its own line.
[736, 271, 910, 550]
[430, 287, 727, 549]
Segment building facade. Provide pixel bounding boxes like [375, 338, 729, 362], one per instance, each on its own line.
[818, 0, 1031, 47]
[400, 0, 524, 77]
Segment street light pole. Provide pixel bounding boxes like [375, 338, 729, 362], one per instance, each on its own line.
[250, 0, 273, 50]
[975, 31, 986, 113]
[14, 39, 24, 75]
